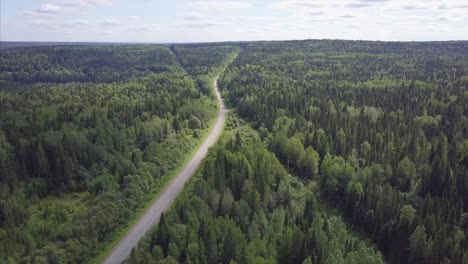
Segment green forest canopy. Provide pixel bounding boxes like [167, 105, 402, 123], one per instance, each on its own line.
[1, 40, 468, 264]
[0, 44, 238, 263]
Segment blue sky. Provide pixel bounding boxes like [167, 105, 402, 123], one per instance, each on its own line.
[1, 0, 468, 42]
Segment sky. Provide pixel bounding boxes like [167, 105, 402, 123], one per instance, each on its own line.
[1, 0, 468, 43]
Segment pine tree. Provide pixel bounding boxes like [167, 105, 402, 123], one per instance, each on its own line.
[409, 225, 428, 263]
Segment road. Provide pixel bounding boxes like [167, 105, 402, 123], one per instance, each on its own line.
[102, 77, 227, 264]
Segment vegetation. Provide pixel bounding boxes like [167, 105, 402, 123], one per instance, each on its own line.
[0, 45, 237, 263]
[126, 116, 384, 264]
[0, 45, 178, 84]
[219, 40, 468, 264]
[2, 39, 467, 264]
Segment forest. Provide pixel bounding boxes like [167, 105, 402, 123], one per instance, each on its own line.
[128, 40, 468, 264]
[218, 40, 468, 263]
[1, 40, 467, 264]
[0, 44, 238, 263]
[126, 116, 384, 264]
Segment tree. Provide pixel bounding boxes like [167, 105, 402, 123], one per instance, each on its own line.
[428, 154, 446, 195]
[395, 157, 416, 192]
[154, 213, 170, 255]
[398, 205, 416, 227]
[220, 189, 234, 216]
[345, 180, 363, 218]
[360, 141, 371, 163]
[284, 137, 304, 169]
[409, 225, 428, 263]
[335, 129, 346, 157]
[35, 143, 50, 178]
[221, 223, 246, 264]
[298, 146, 320, 179]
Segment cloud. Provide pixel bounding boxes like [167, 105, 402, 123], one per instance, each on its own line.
[309, 11, 324, 16]
[344, 3, 370, 8]
[453, 4, 468, 9]
[58, 0, 113, 8]
[401, 5, 427, 10]
[184, 20, 232, 28]
[436, 3, 468, 10]
[270, 1, 321, 10]
[189, 1, 251, 10]
[438, 4, 449, 10]
[185, 23, 218, 28]
[360, 0, 389, 2]
[19, 10, 47, 17]
[20, 0, 113, 17]
[38, 4, 62, 13]
[183, 13, 205, 21]
[7, 0, 468, 42]
[181, 13, 274, 28]
[225, 16, 275, 22]
[60, 20, 89, 28]
[102, 18, 121, 26]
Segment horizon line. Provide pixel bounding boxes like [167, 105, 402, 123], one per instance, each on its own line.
[2, 38, 468, 45]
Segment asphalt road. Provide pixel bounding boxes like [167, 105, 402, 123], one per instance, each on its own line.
[102, 77, 227, 264]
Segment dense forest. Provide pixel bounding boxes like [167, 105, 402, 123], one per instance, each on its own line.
[128, 40, 468, 264]
[1, 40, 467, 264]
[126, 116, 384, 264]
[0, 45, 238, 263]
[0, 45, 178, 84]
[218, 40, 468, 263]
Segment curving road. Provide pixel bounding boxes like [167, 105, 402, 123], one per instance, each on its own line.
[102, 77, 227, 264]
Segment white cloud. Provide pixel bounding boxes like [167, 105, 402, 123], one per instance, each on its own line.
[360, 0, 389, 2]
[19, 10, 47, 17]
[183, 20, 232, 28]
[60, 20, 89, 28]
[400, 4, 428, 11]
[58, 0, 113, 8]
[269, 1, 322, 10]
[186, 23, 229, 28]
[224, 16, 276, 22]
[309, 11, 325, 16]
[182, 13, 274, 23]
[102, 18, 121, 26]
[344, 3, 371, 8]
[189, 1, 251, 10]
[5, 0, 468, 42]
[38, 4, 62, 13]
[183, 13, 205, 21]
[439, 3, 449, 10]
[21, 0, 113, 17]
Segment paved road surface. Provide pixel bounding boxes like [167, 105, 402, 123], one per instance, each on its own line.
[102, 77, 227, 264]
